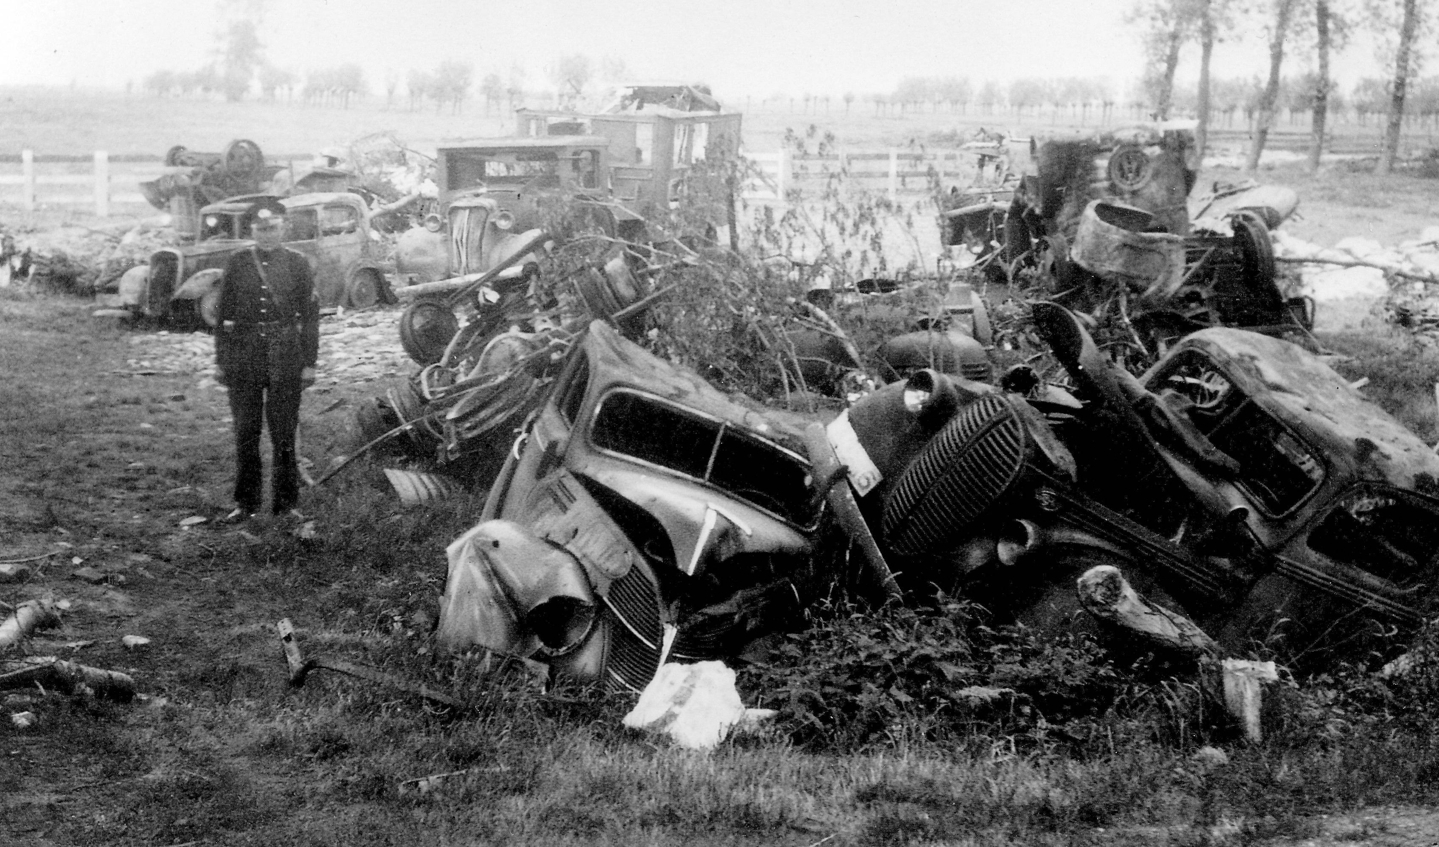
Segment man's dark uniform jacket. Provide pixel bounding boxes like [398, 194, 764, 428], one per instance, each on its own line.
[215, 247, 320, 384]
[214, 245, 320, 514]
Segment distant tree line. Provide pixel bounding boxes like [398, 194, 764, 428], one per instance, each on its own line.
[1126, 0, 1434, 174]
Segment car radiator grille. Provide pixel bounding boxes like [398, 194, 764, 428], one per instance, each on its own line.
[882, 393, 1027, 557]
[601, 562, 664, 694]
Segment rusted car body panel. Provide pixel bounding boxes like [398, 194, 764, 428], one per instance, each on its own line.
[437, 321, 819, 692]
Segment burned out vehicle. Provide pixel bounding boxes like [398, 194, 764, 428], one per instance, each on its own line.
[395, 99, 741, 289]
[824, 303, 1439, 660]
[139, 139, 281, 241]
[103, 192, 393, 326]
[436, 320, 822, 693]
[941, 124, 1312, 362]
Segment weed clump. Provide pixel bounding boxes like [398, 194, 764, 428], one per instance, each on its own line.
[740, 597, 1144, 751]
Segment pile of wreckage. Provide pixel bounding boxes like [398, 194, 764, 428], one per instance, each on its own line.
[306, 123, 1439, 748]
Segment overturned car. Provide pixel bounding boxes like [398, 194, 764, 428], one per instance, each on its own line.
[436, 320, 823, 693]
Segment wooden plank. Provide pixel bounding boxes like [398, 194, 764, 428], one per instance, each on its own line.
[94, 151, 110, 217]
[21, 150, 34, 210]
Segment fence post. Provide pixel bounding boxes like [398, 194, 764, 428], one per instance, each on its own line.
[94, 150, 110, 218]
[888, 149, 898, 202]
[21, 150, 34, 211]
[777, 146, 790, 200]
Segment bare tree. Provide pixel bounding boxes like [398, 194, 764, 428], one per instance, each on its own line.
[1246, 0, 1301, 171]
[1377, 0, 1427, 174]
[433, 60, 474, 114]
[551, 54, 592, 107]
[215, 18, 264, 101]
[1128, 0, 1197, 118]
[407, 69, 431, 111]
[1195, 0, 1242, 158]
[481, 73, 504, 114]
[257, 64, 296, 101]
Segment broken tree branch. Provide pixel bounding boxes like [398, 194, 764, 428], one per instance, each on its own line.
[0, 599, 61, 651]
[277, 618, 468, 710]
[0, 657, 136, 701]
[0, 549, 61, 565]
[1274, 254, 1439, 285]
[1077, 565, 1220, 660]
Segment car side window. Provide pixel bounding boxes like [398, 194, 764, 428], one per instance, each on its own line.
[321, 205, 359, 237]
[288, 209, 319, 241]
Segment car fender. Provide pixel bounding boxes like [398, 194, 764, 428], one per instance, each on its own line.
[115, 264, 151, 310]
[436, 519, 597, 658]
[173, 267, 223, 301]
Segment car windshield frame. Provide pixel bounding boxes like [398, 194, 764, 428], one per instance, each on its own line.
[585, 387, 817, 529]
[1150, 347, 1326, 518]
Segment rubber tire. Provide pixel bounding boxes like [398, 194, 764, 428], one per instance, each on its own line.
[1233, 211, 1276, 289]
[346, 268, 383, 310]
[399, 299, 459, 366]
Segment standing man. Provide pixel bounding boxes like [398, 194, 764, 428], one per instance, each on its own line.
[214, 198, 320, 521]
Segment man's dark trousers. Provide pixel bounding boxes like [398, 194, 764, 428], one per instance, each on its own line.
[227, 344, 304, 514]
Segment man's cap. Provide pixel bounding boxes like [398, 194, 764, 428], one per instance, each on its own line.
[244, 198, 288, 227]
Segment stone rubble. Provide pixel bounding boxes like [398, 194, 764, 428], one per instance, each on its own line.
[116, 306, 416, 393]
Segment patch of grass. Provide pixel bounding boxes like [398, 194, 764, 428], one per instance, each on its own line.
[1321, 327, 1439, 441]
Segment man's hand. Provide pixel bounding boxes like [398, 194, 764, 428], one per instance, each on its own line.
[301, 366, 316, 388]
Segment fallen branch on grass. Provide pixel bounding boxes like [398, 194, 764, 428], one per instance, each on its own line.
[0, 599, 61, 650]
[0, 656, 136, 702]
[1275, 255, 1439, 286]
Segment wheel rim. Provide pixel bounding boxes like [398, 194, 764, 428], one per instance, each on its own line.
[347, 269, 381, 310]
[399, 300, 459, 365]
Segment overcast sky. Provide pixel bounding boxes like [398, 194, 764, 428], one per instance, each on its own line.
[0, 0, 1392, 99]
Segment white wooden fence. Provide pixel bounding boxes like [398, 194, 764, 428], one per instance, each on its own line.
[0, 146, 1004, 217]
[0, 152, 306, 217]
[741, 146, 1023, 203]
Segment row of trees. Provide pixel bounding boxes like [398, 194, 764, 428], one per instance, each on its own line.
[841, 72, 1439, 123]
[139, 7, 627, 118]
[1130, 0, 1433, 174]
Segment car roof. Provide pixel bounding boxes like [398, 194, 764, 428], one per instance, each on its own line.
[438, 136, 610, 152]
[578, 320, 812, 453]
[1158, 328, 1439, 492]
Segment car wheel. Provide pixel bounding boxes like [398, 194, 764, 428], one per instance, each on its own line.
[346, 268, 383, 310]
[1233, 211, 1277, 289]
[399, 299, 459, 365]
[223, 139, 264, 178]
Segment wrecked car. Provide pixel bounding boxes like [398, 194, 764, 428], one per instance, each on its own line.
[823, 302, 1439, 661]
[393, 137, 645, 292]
[436, 320, 823, 693]
[101, 191, 394, 326]
[964, 124, 1312, 361]
[139, 140, 281, 241]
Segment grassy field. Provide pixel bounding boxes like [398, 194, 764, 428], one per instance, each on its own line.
[5, 87, 1439, 845]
